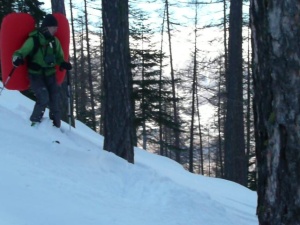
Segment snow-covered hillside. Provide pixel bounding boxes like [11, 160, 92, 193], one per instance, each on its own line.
[0, 83, 258, 225]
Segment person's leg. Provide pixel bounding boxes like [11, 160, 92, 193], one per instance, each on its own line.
[46, 75, 61, 128]
[29, 74, 49, 123]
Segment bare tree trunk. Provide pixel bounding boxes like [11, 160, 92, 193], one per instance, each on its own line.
[158, 4, 167, 156]
[158, 7, 165, 156]
[102, 0, 134, 163]
[69, 0, 78, 120]
[251, 0, 300, 224]
[196, 85, 204, 175]
[99, 32, 104, 135]
[165, 0, 181, 163]
[51, 0, 75, 127]
[51, 0, 65, 15]
[217, 0, 227, 179]
[188, 0, 200, 173]
[83, 0, 96, 130]
[224, 0, 246, 186]
[141, 36, 147, 150]
[223, 0, 228, 71]
[78, 25, 88, 121]
[246, 21, 252, 184]
[217, 72, 224, 177]
[189, 63, 196, 173]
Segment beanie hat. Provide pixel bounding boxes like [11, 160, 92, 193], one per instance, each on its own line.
[41, 14, 58, 28]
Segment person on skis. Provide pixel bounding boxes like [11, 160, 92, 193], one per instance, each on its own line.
[12, 14, 72, 128]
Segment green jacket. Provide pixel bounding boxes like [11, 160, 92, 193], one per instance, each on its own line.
[13, 30, 65, 76]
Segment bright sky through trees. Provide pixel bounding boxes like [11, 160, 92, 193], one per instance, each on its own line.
[40, 0, 244, 125]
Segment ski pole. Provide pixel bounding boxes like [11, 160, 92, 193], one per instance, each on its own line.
[66, 69, 72, 131]
[0, 66, 16, 95]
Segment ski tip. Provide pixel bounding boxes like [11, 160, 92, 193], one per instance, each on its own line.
[31, 122, 40, 127]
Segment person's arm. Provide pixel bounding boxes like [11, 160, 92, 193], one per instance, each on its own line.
[13, 37, 35, 59]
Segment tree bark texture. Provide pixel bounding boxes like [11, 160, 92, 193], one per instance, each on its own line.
[224, 0, 247, 185]
[251, 0, 300, 224]
[102, 0, 134, 163]
[51, 0, 66, 15]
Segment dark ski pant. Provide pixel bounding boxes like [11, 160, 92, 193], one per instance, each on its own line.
[29, 73, 61, 127]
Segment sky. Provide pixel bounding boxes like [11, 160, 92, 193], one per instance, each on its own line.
[0, 81, 258, 225]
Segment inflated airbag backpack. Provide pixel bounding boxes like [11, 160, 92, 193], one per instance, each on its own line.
[0, 13, 70, 90]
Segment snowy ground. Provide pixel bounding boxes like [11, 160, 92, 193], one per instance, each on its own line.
[0, 83, 258, 225]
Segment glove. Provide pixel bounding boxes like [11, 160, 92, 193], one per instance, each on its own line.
[60, 61, 72, 70]
[12, 56, 24, 67]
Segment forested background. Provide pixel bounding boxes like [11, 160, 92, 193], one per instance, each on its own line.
[0, 0, 254, 189]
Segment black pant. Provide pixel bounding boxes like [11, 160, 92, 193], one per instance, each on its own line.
[29, 73, 60, 127]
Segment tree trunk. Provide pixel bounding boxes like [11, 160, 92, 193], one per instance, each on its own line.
[51, 0, 65, 14]
[102, 0, 134, 163]
[188, 1, 200, 173]
[217, 73, 224, 177]
[51, 0, 75, 127]
[158, 5, 166, 156]
[99, 32, 104, 135]
[196, 85, 204, 175]
[224, 0, 246, 186]
[246, 21, 252, 185]
[223, 0, 228, 71]
[165, 0, 181, 163]
[69, 0, 79, 120]
[251, 0, 300, 224]
[83, 0, 96, 130]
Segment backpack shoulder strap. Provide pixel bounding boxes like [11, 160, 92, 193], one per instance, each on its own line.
[31, 35, 40, 57]
[51, 37, 57, 55]
[27, 35, 41, 70]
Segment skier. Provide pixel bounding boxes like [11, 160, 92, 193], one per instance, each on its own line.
[12, 14, 72, 128]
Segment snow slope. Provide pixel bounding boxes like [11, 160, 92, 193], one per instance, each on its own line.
[0, 84, 258, 225]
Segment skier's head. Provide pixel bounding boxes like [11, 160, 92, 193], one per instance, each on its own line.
[41, 14, 58, 28]
[41, 14, 58, 38]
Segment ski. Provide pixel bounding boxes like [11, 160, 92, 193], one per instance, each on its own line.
[31, 122, 40, 127]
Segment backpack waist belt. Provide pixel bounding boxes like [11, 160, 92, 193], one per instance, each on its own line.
[28, 62, 55, 71]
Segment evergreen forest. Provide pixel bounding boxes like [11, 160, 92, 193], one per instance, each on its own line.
[1, 1, 300, 224]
